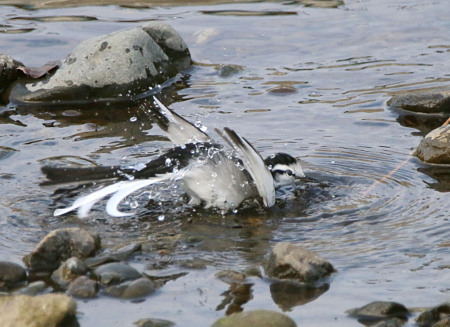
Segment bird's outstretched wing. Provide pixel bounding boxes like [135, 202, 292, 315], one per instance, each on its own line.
[217, 127, 275, 208]
[150, 97, 211, 145]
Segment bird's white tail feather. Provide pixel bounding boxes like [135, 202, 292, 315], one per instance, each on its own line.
[54, 176, 169, 218]
[105, 178, 167, 217]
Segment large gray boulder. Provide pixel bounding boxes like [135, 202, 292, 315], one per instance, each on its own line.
[9, 22, 191, 107]
[415, 125, 450, 164]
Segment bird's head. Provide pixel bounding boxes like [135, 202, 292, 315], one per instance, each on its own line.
[264, 153, 304, 188]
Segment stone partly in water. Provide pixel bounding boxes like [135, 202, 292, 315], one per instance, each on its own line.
[416, 303, 450, 327]
[265, 242, 335, 283]
[0, 261, 27, 291]
[0, 294, 77, 327]
[67, 276, 98, 299]
[347, 301, 410, 324]
[388, 86, 450, 114]
[104, 277, 156, 299]
[0, 54, 24, 95]
[211, 310, 297, 327]
[415, 125, 450, 164]
[134, 318, 175, 327]
[23, 228, 101, 272]
[12, 281, 48, 296]
[9, 22, 191, 107]
[84, 242, 142, 268]
[52, 257, 89, 287]
[94, 262, 141, 286]
[371, 318, 406, 327]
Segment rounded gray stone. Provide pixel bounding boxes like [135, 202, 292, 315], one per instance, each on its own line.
[94, 262, 141, 285]
[9, 23, 191, 107]
[0, 261, 27, 290]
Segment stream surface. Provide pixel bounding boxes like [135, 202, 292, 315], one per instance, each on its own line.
[0, 0, 449, 326]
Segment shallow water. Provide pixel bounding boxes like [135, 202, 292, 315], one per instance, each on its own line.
[0, 0, 449, 326]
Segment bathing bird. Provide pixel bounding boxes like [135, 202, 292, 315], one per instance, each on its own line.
[42, 97, 304, 218]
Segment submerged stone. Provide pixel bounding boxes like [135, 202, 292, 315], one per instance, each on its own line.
[9, 22, 191, 107]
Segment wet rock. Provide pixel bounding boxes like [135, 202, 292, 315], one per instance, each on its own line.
[270, 280, 329, 311]
[104, 277, 156, 299]
[416, 303, 450, 327]
[0, 261, 27, 290]
[23, 228, 100, 272]
[415, 125, 450, 164]
[84, 242, 141, 267]
[265, 242, 335, 283]
[388, 86, 450, 114]
[52, 257, 88, 287]
[433, 317, 450, 327]
[211, 310, 297, 327]
[94, 262, 141, 286]
[67, 276, 98, 299]
[134, 318, 175, 327]
[0, 54, 24, 94]
[12, 281, 48, 296]
[9, 22, 191, 107]
[215, 270, 247, 284]
[267, 85, 298, 95]
[218, 64, 243, 78]
[347, 301, 409, 324]
[0, 293, 77, 327]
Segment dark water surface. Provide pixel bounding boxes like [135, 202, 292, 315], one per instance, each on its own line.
[0, 0, 449, 326]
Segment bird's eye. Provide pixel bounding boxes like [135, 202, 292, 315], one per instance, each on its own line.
[285, 169, 294, 176]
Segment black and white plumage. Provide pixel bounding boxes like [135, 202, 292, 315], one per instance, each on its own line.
[42, 97, 304, 218]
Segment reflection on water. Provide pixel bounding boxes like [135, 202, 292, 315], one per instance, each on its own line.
[0, 0, 449, 326]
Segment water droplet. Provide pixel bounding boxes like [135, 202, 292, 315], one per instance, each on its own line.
[158, 215, 165, 221]
[130, 116, 137, 122]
